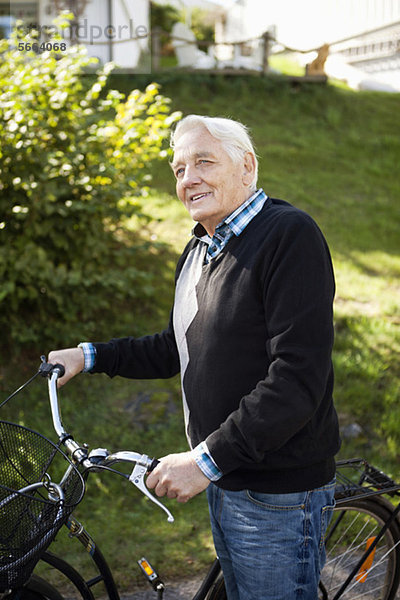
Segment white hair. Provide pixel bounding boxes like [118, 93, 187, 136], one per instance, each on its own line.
[170, 115, 258, 189]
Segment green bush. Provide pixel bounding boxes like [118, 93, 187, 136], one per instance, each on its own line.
[0, 17, 180, 355]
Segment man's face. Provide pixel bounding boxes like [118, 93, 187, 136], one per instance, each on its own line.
[171, 126, 254, 236]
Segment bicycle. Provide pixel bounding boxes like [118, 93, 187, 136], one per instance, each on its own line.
[0, 359, 225, 600]
[0, 360, 399, 600]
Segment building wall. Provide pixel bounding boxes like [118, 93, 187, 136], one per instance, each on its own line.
[110, 0, 149, 68]
[2, 0, 149, 69]
[218, 0, 400, 49]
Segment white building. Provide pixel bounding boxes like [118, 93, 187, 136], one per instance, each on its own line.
[216, 0, 400, 50]
[0, 0, 150, 70]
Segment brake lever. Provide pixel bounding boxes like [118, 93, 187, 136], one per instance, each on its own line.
[129, 461, 174, 523]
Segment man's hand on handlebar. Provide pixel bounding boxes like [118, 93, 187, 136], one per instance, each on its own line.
[48, 347, 85, 387]
[146, 451, 210, 503]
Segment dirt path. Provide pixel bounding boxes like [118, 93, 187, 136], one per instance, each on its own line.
[121, 577, 400, 599]
[120, 576, 204, 599]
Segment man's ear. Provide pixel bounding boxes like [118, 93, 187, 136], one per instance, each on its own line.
[242, 152, 256, 186]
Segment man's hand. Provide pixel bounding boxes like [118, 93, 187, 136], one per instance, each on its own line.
[48, 347, 85, 387]
[147, 451, 210, 503]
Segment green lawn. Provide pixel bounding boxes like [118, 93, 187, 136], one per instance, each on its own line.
[1, 73, 399, 592]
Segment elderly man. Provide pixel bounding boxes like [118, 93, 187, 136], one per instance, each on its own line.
[49, 115, 340, 600]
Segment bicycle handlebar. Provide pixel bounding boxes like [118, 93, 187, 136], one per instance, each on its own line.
[41, 361, 173, 522]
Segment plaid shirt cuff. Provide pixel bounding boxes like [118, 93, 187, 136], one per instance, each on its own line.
[192, 441, 222, 481]
[78, 342, 97, 372]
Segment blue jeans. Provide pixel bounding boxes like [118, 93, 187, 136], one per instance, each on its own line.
[207, 479, 336, 600]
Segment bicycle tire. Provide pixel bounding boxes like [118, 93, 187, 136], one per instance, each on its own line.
[320, 497, 400, 600]
[205, 572, 227, 600]
[6, 575, 64, 600]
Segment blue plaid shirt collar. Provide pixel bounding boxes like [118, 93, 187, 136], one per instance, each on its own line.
[193, 188, 268, 261]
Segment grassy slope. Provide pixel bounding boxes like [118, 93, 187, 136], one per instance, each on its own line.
[2, 74, 399, 591]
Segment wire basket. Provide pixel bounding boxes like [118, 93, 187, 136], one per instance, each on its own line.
[0, 420, 85, 591]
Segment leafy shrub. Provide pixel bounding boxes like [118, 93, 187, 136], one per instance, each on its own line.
[0, 17, 180, 355]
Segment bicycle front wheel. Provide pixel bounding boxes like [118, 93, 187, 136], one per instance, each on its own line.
[320, 497, 400, 600]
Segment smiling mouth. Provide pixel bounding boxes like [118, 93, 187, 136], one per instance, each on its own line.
[190, 192, 211, 202]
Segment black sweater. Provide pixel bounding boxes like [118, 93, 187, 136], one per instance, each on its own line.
[93, 198, 341, 493]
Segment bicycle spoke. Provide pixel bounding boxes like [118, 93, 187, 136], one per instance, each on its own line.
[324, 513, 379, 595]
[344, 539, 400, 598]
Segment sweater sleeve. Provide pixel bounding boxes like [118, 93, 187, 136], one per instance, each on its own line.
[205, 212, 336, 474]
[91, 311, 180, 379]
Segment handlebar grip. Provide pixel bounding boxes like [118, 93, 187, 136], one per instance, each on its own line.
[52, 363, 65, 378]
[148, 458, 160, 472]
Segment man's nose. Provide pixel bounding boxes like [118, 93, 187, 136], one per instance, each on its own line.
[181, 165, 201, 187]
